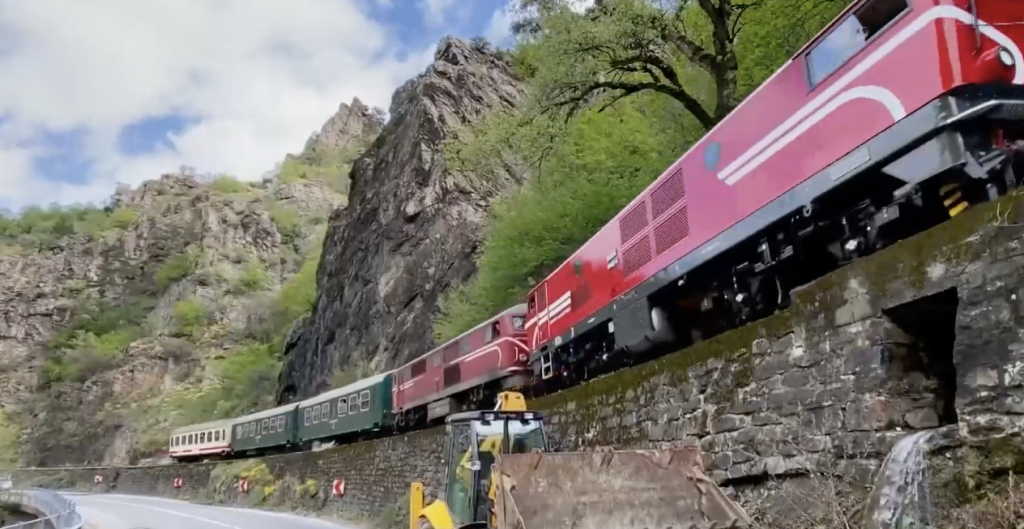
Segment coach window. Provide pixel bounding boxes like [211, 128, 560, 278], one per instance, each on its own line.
[348, 393, 359, 414]
[337, 397, 347, 416]
[360, 390, 372, 412]
[459, 336, 471, 356]
[806, 0, 908, 87]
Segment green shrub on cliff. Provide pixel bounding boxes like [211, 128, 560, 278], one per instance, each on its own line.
[156, 250, 200, 289]
[0, 410, 20, 469]
[173, 297, 209, 338]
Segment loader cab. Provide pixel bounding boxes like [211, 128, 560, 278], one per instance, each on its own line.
[441, 409, 548, 528]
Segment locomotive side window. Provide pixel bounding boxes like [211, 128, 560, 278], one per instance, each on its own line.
[485, 320, 501, 342]
[528, 295, 536, 314]
[512, 315, 525, 330]
[806, 0, 908, 87]
[573, 259, 583, 276]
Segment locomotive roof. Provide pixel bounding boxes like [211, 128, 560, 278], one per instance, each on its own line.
[170, 418, 236, 435]
[395, 303, 528, 371]
[297, 372, 392, 407]
[232, 402, 299, 424]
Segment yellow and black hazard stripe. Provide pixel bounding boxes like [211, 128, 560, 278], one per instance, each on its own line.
[939, 182, 969, 217]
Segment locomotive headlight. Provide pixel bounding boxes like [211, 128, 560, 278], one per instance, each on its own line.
[998, 46, 1015, 68]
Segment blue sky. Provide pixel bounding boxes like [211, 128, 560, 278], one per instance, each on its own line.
[0, 0, 525, 212]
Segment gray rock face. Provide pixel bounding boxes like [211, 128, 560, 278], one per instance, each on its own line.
[299, 97, 385, 160]
[277, 36, 526, 402]
[1, 170, 344, 467]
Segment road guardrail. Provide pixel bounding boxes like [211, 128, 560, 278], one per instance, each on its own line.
[0, 488, 83, 529]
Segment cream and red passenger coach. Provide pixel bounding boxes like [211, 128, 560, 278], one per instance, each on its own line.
[168, 418, 233, 462]
[526, 0, 1024, 386]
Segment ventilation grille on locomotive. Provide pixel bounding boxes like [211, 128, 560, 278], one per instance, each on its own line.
[650, 168, 686, 219]
[621, 235, 653, 277]
[654, 205, 690, 255]
[619, 202, 649, 245]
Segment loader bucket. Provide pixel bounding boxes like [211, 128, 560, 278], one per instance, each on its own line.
[492, 446, 751, 529]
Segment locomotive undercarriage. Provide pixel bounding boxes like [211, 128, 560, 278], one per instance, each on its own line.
[534, 105, 1024, 394]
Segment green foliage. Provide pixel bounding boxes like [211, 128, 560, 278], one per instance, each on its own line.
[268, 202, 302, 244]
[209, 175, 249, 194]
[173, 297, 209, 338]
[277, 146, 360, 194]
[48, 297, 154, 352]
[234, 260, 270, 293]
[0, 202, 140, 250]
[156, 250, 200, 289]
[42, 294, 153, 385]
[435, 95, 694, 340]
[108, 207, 139, 230]
[271, 243, 320, 334]
[0, 410, 20, 469]
[168, 342, 280, 422]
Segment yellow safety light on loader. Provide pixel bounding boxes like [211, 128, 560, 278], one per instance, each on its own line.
[407, 391, 752, 529]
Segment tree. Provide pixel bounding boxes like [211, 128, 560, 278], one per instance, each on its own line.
[519, 0, 843, 130]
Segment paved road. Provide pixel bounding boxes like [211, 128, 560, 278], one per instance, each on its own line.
[67, 493, 361, 529]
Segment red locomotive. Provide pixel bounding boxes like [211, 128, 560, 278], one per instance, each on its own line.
[526, 0, 1024, 387]
[391, 304, 530, 428]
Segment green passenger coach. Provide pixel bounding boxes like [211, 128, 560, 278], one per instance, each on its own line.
[230, 402, 299, 453]
[296, 372, 394, 443]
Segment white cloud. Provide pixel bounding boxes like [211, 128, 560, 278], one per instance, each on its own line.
[0, 0, 438, 210]
[419, 0, 461, 28]
[484, 3, 516, 47]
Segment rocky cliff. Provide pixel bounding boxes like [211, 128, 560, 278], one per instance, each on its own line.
[0, 99, 382, 467]
[277, 37, 527, 401]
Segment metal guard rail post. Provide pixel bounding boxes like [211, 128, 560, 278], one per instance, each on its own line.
[0, 488, 84, 529]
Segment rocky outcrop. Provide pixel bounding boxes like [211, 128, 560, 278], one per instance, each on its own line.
[299, 98, 385, 161]
[277, 36, 527, 401]
[0, 171, 347, 467]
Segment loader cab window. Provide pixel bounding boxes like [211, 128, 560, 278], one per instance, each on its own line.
[445, 422, 476, 526]
[806, 0, 908, 87]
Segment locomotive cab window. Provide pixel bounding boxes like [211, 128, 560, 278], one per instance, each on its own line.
[806, 0, 908, 87]
[485, 320, 500, 342]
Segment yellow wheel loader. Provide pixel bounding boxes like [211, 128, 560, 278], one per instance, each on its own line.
[408, 391, 752, 529]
